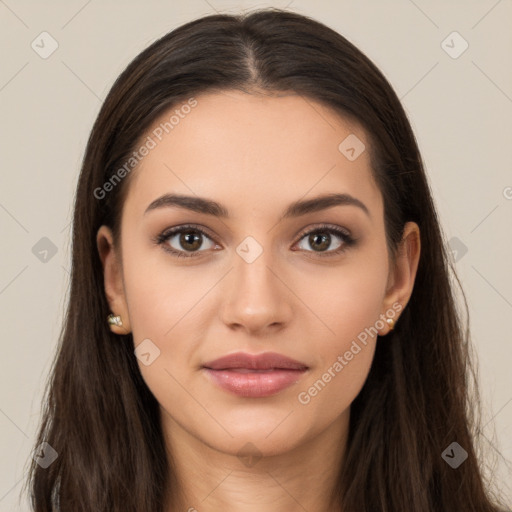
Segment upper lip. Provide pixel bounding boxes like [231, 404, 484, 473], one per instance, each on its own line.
[202, 351, 309, 371]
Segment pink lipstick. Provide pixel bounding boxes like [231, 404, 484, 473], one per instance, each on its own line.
[202, 351, 309, 398]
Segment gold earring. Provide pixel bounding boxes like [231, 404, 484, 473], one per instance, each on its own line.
[386, 317, 395, 330]
[107, 313, 123, 327]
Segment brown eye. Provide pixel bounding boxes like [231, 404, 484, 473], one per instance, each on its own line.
[295, 227, 351, 254]
[157, 226, 217, 257]
[155, 223, 355, 260]
[177, 230, 204, 251]
[305, 232, 335, 252]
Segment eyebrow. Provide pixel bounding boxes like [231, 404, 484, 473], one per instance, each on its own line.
[144, 192, 370, 219]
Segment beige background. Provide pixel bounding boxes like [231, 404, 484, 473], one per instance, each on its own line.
[1, 0, 511, 509]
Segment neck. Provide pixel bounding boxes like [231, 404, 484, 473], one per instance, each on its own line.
[162, 409, 349, 512]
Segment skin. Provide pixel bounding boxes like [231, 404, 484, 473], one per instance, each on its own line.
[97, 90, 421, 512]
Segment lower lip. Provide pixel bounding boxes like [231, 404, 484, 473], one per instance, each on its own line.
[203, 368, 308, 398]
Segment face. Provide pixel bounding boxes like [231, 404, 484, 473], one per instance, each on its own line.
[97, 90, 420, 460]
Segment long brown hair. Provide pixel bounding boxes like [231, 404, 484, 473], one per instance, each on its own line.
[25, 8, 509, 511]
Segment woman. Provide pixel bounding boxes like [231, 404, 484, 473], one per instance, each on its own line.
[26, 8, 509, 512]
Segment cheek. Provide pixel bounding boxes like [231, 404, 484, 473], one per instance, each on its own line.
[295, 340, 376, 431]
[294, 273, 384, 420]
[121, 236, 213, 340]
[120, 241, 215, 405]
[292, 254, 387, 412]
[294, 253, 388, 346]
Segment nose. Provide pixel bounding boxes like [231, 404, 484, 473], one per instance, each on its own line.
[219, 248, 293, 335]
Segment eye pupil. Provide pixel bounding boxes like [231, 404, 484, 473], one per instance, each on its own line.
[309, 233, 330, 251]
[180, 231, 202, 251]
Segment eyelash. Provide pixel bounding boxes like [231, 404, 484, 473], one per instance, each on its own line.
[153, 223, 356, 259]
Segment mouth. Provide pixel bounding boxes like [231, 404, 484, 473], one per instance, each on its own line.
[201, 351, 309, 398]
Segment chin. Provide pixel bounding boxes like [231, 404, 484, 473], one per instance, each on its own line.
[211, 432, 303, 462]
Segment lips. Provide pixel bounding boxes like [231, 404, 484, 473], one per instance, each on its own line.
[202, 351, 309, 398]
[202, 351, 309, 371]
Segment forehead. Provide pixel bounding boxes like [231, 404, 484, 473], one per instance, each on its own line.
[122, 90, 382, 220]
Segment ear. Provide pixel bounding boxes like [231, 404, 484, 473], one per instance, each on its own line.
[379, 221, 421, 335]
[96, 225, 131, 335]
